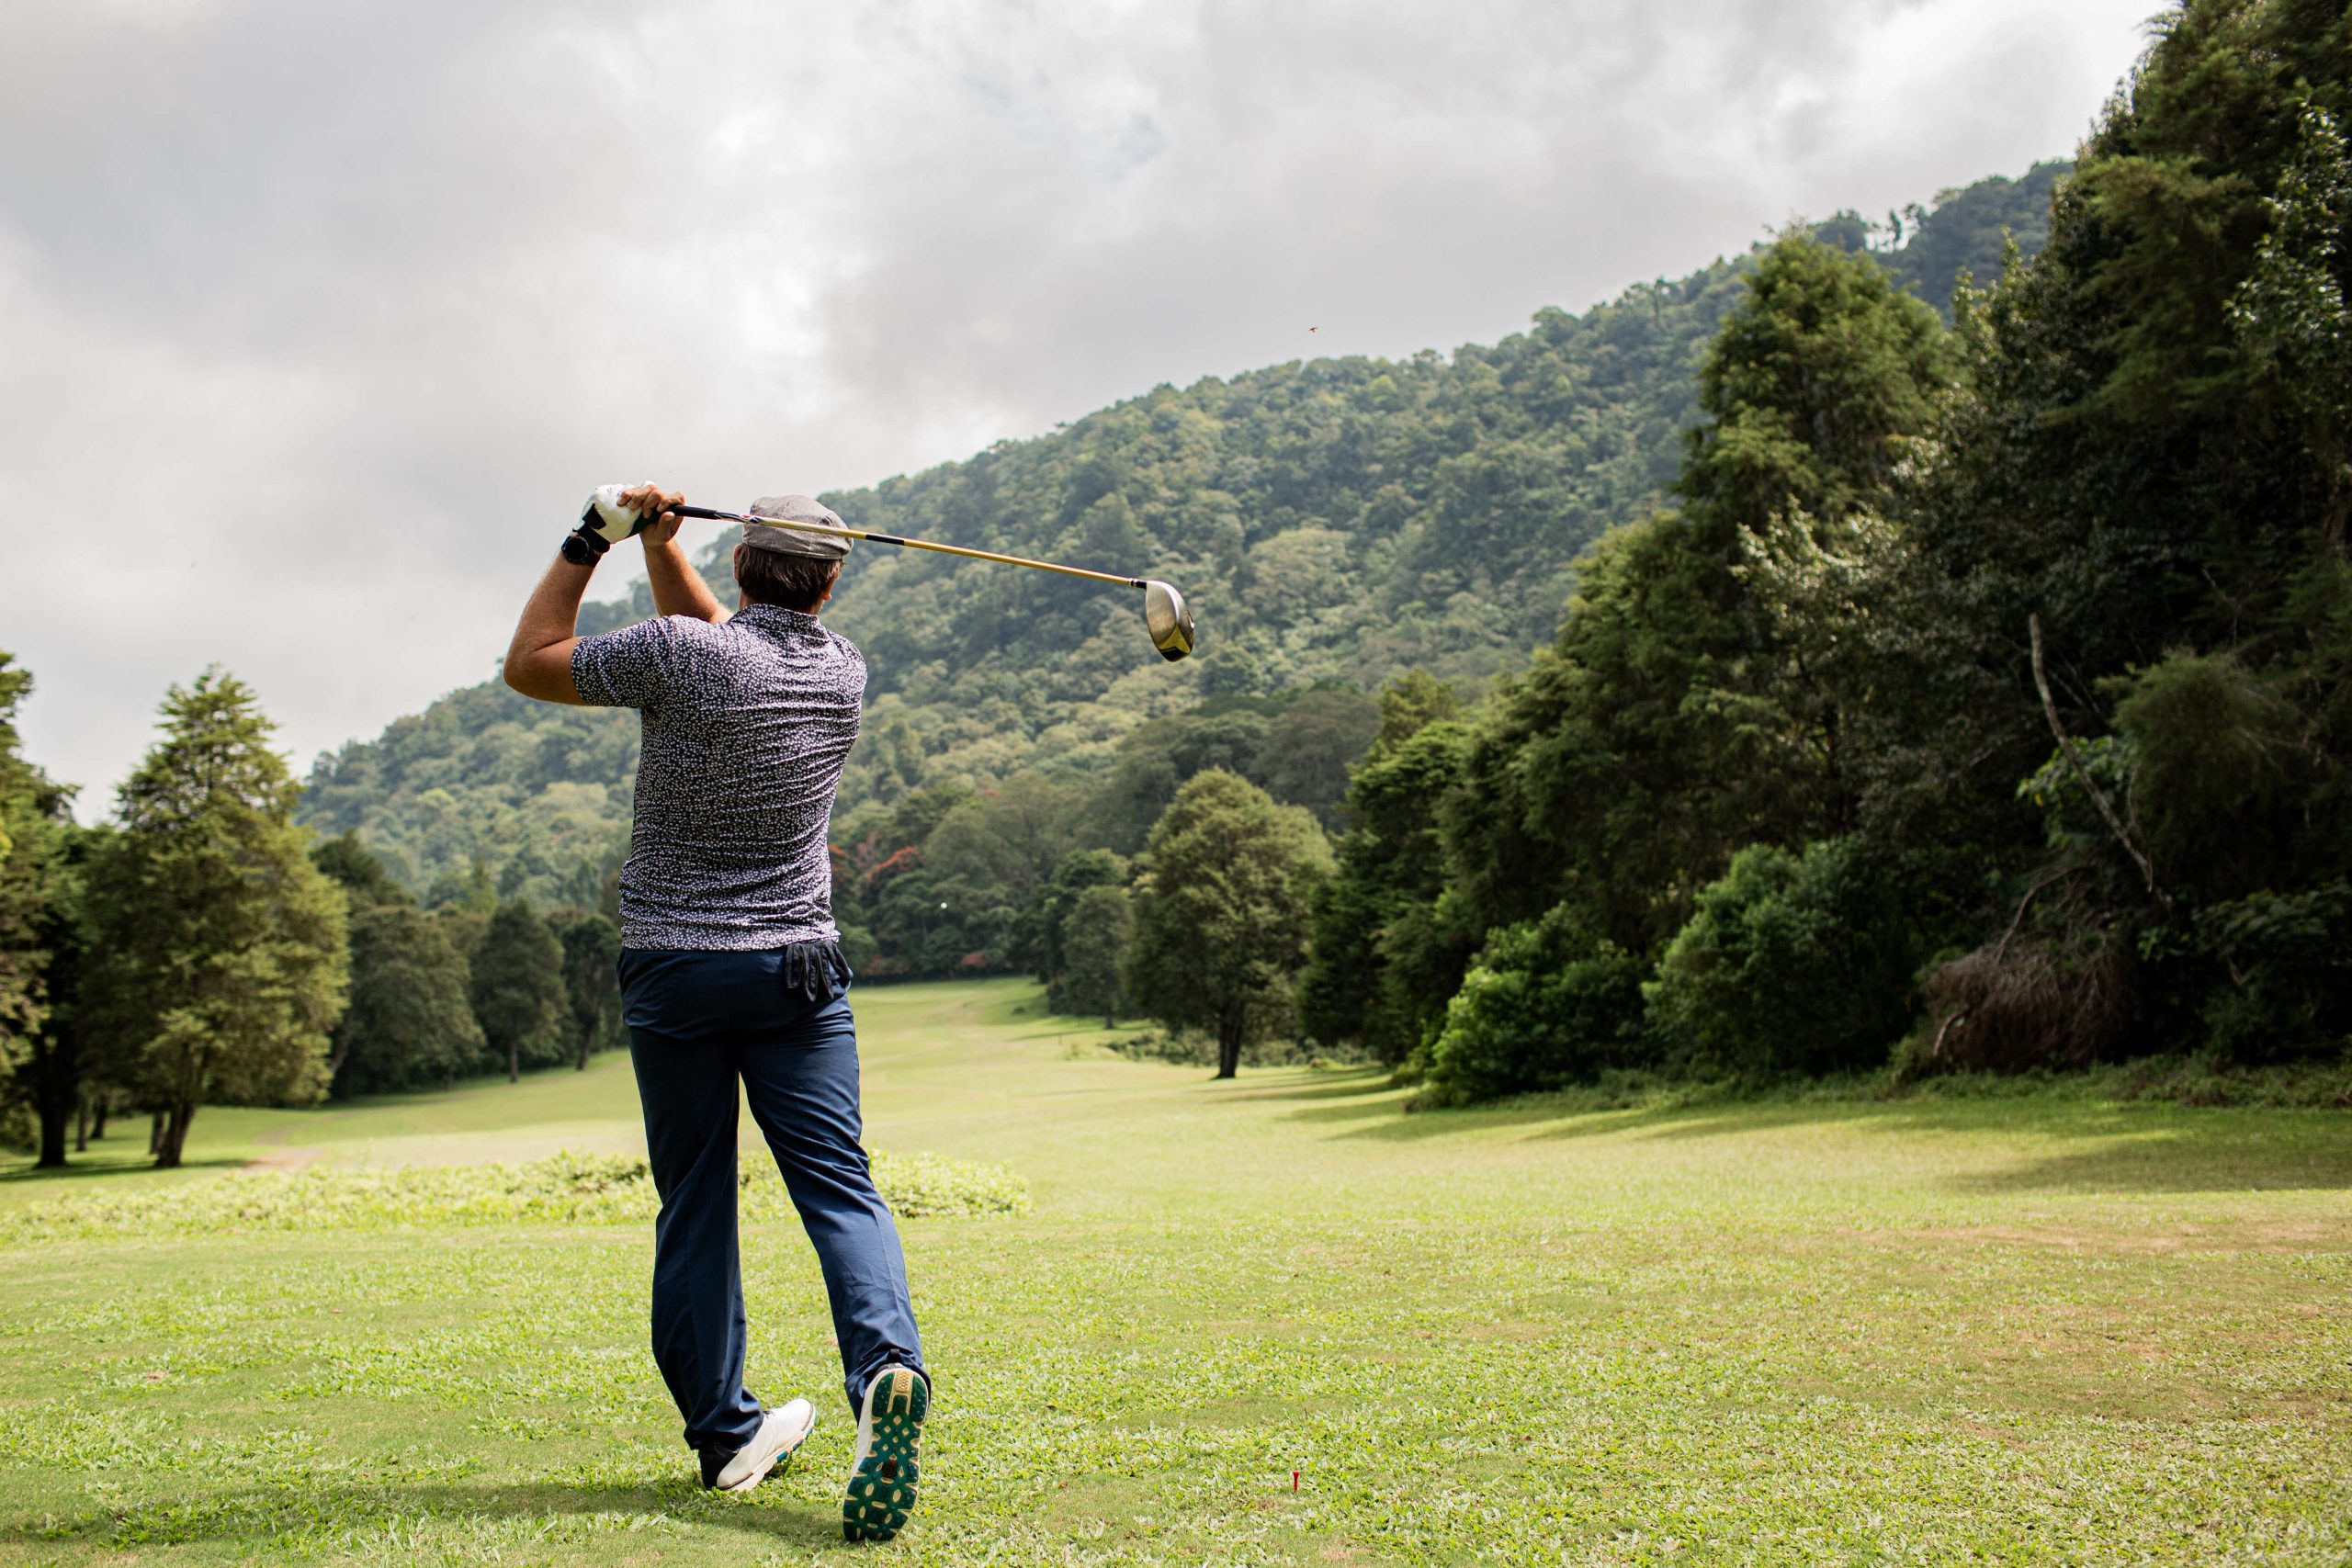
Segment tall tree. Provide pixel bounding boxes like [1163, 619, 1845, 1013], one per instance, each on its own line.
[334, 903, 483, 1093]
[0, 653, 81, 1166]
[1123, 771, 1331, 1078]
[1299, 672, 1476, 1063]
[1444, 231, 1956, 955]
[311, 831, 481, 1091]
[1057, 884, 1132, 1029]
[1024, 849, 1127, 1001]
[83, 671, 347, 1168]
[17, 835, 94, 1168]
[470, 896, 566, 1082]
[0, 654, 50, 1047]
[1892, 3, 2351, 836]
[555, 910, 623, 1070]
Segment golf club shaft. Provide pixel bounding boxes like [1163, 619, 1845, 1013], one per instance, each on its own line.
[675, 506, 1143, 590]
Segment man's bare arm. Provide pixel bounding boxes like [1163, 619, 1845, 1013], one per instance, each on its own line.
[504, 485, 687, 703]
[503, 551, 597, 705]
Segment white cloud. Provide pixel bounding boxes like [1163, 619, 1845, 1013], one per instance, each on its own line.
[0, 0, 2154, 815]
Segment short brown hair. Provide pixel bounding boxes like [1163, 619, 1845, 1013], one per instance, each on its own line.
[734, 544, 842, 612]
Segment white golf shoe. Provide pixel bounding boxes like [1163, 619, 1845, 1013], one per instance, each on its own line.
[842, 1366, 928, 1541]
[710, 1398, 818, 1494]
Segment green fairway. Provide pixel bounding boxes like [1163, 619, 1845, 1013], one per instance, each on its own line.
[1, 978, 2347, 1565]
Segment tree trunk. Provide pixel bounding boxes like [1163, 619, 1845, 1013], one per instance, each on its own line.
[155, 1100, 197, 1168]
[508, 1037, 520, 1084]
[91, 1096, 108, 1140]
[31, 1057, 74, 1168]
[74, 1089, 90, 1154]
[149, 1110, 165, 1156]
[1104, 1008, 1115, 1032]
[1216, 1021, 1242, 1080]
[576, 1025, 592, 1072]
[37, 1100, 69, 1168]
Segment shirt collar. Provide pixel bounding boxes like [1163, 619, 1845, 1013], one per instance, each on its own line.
[732, 603, 822, 633]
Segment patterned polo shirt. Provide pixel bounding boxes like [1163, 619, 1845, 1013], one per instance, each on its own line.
[571, 604, 865, 951]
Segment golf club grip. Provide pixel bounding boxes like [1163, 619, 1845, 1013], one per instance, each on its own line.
[675, 506, 737, 523]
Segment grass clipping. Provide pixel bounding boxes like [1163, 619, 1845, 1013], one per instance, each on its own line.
[0, 1149, 1030, 1247]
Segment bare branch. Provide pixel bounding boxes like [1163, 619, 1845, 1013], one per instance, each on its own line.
[1993, 858, 2085, 962]
[2029, 613, 2170, 913]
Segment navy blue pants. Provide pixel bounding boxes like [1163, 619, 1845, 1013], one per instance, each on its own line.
[617, 948, 924, 1463]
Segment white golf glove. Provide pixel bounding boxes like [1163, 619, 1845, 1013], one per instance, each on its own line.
[562, 482, 658, 565]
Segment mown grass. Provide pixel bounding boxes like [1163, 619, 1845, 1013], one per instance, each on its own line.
[2, 978, 2348, 1565]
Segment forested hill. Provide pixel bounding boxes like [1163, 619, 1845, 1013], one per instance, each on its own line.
[299, 164, 2067, 907]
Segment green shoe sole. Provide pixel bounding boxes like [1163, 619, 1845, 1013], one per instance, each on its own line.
[842, 1368, 927, 1543]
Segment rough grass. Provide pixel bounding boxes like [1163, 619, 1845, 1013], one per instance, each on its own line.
[0, 1149, 1029, 1245]
[1, 979, 2348, 1565]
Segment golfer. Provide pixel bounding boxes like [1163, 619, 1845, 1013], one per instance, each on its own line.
[503, 483, 928, 1543]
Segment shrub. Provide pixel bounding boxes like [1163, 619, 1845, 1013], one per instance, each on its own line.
[1103, 1025, 1215, 1066]
[2192, 882, 2352, 1064]
[2109, 649, 2306, 903]
[1922, 880, 2352, 1075]
[1421, 905, 1648, 1104]
[1918, 923, 2135, 1074]
[1646, 837, 1917, 1077]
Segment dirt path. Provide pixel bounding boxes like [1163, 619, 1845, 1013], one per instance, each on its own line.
[245, 1127, 323, 1172]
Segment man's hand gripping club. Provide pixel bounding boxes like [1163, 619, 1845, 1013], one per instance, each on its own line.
[563, 482, 684, 563]
[504, 483, 686, 705]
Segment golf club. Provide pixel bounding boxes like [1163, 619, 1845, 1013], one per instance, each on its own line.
[672, 503, 1197, 662]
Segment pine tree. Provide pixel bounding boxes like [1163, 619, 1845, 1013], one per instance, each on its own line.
[83, 671, 347, 1168]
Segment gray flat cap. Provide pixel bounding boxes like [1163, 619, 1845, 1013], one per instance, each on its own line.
[744, 494, 854, 560]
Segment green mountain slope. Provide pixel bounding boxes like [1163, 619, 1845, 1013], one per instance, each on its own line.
[299, 166, 2066, 905]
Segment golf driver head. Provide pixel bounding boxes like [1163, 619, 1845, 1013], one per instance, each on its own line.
[1143, 580, 1194, 661]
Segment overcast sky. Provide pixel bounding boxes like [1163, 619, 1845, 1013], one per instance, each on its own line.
[3, 0, 2155, 816]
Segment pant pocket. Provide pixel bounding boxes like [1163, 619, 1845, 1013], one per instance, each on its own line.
[616, 949, 690, 1033]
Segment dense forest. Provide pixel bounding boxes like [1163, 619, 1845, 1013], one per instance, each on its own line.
[297, 164, 2065, 966]
[1356, 0, 2352, 1100]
